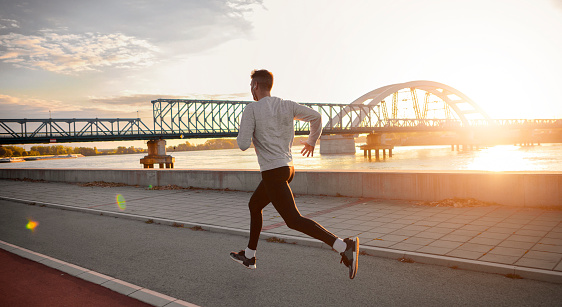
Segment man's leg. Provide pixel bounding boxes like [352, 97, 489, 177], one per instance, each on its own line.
[262, 166, 359, 279]
[247, 180, 271, 250]
[230, 179, 270, 269]
[262, 166, 337, 247]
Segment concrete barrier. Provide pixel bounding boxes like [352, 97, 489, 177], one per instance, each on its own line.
[0, 168, 560, 207]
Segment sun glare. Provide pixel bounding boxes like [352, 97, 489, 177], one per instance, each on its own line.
[465, 146, 534, 171]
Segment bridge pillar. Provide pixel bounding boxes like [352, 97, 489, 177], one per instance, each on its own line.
[319, 135, 356, 154]
[140, 140, 175, 169]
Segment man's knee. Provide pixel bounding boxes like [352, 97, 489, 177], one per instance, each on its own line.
[248, 199, 263, 214]
[284, 215, 306, 230]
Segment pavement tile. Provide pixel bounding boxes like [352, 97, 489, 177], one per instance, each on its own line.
[486, 227, 517, 234]
[532, 244, 562, 253]
[514, 257, 558, 270]
[555, 261, 562, 272]
[417, 246, 455, 255]
[347, 224, 376, 232]
[389, 229, 422, 237]
[521, 224, 556, 232]
[460, 224, 489, 232]
[436, 222, 466, 229]
[380, 234, 409, 242]
[403, 237, 434, 246]
[374, 227, 402, 234]
[446, 249, 485, 260]
[456, 243, 494, 253]
[363, 239, 396, 248]
[488, 246, 528, 257]
[478, 253, 520, 265]
[507, 234, 542, 243]
[468, 237, 504, 245]
[540, 237, 562, 245]
[427, 240, 463, 249]
[412, 220, 441, 227]
[514, 229, 548, 237]
[524, 251, 562, 262]
[546, 232, 562, 239]
[389, 242, 424, 252]
[413, 231, 446, 240]
[357, 232, 386, 240]
[477, 231, 511, 240]
[423, 227, 454, 234]
[498, 240, 536, 250]
[440, 234, 474, 242]
[402, 225, 431, 232]
[450, 229, 481, 237]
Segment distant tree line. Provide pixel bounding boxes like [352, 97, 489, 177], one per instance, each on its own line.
[0, 145, 146, 158]
[167, 139, 238, 152]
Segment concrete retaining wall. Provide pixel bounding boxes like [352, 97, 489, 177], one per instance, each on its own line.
[0, 168, 560, 207]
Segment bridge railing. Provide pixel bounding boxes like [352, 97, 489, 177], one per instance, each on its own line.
[151, 99, 381, 135]
[0, 118, 153, 144]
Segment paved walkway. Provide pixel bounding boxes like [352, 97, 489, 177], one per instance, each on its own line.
[1, 179, 561, 284]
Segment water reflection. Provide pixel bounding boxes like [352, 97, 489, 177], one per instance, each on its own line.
[1, 144, 560, 171]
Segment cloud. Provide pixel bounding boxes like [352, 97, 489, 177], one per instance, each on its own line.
[0, 18, 20, 29]
[0, 94, 76, 112]
[0, 30, 159, 74]
[0, 0, 263, 49]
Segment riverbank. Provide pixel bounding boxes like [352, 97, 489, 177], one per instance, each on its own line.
[0, 154, 84, 163]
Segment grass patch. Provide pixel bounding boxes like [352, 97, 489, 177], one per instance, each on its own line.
[399, 257, 415, 263]
[145, 219, 154, 224]
[172, 222, 184, 228]
[416, 197, 498, 208]
[266, 237, 288, 244]
[77, 181, 128, 188]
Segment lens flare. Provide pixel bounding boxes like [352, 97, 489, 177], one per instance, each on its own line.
[26, 219, 39, 232]
[116, 194, 126, 210]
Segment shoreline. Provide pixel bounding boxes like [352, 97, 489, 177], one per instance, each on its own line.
[0, 154, 84, 163]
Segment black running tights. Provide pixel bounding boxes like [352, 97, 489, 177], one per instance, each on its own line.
[247, 166, 337, 250]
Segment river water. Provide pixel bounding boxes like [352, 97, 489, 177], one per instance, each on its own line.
[1, 143, 561, 172]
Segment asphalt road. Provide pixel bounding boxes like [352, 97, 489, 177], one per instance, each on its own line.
[1, 199, 561, 307]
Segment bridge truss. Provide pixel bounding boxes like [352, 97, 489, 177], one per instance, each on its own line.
[151, 99, 380, 138]
[1, 81, 561, 145]
[0, 118, 153, 145]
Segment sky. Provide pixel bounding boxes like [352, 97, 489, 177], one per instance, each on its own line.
[1, 0, 562, 149]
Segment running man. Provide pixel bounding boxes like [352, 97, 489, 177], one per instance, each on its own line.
[230, 69, 359, 279]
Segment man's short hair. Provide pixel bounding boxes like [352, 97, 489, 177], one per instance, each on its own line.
[251, 69, 273, 91]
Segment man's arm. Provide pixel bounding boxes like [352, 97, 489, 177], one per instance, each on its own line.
[293, 102, 322, 156]
[237, 105, 255, 151]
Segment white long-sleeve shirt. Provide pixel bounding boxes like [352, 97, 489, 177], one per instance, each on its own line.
[237, 96, 322, 172]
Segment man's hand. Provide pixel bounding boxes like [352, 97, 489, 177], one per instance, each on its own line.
[300, 140, 315, 157]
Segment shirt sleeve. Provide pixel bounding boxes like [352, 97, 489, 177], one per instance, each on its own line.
[292, 102, 322, 146]
[237, 104, 255, 151]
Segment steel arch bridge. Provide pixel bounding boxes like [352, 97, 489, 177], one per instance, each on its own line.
[328, 80, 491, 129]
[1, 81, 560, 145]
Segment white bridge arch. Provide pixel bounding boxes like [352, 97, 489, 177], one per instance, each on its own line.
[327, 80, 490, 129]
